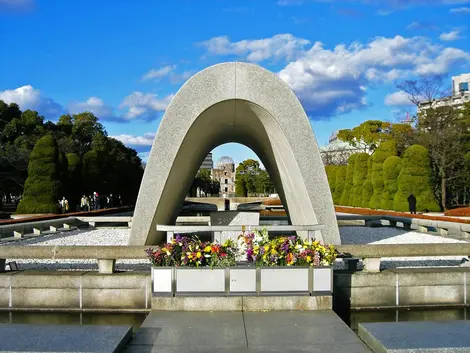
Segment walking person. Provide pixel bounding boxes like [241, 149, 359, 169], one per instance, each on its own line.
[80, 195, 87, 211]
[58, 197, 67, 214]
[407, 193, 417, 215]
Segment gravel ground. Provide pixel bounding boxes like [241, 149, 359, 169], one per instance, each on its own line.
[2, 226, 469, 271]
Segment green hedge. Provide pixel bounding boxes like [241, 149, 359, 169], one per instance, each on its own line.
[16, 135, 60, 214]
[393, 145, 440, 212]
[332, 165, 347, 205]
[370, 140, 397, 209]
[361, 157, 373, 208]
[66, 153, 82, 207]
[340, 154, 358, 206]
[351, 153, 369, 207]
[381, 156, 401, 210]
[325, 165, 339, 196]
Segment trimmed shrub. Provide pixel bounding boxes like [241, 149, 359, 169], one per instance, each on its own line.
[340, 154, 358, 206]
[82, 150, 101, 193]
[370, 140, 397, 209]
[16, 135, 60, 214]
[58, 150, 68, 198]
[361, 157, 373, 208]
[393, 145, 440, 212]
[325, 165, 339, 196]
[352, 153, 369, 207]
[381, 156, 401, 210]
[332, 165, 347, 205]
[67, 153, 82, 208]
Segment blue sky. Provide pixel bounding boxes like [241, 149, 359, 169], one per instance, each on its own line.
[1, 0, 470, 166]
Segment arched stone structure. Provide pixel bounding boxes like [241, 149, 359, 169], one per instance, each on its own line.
[129, 62, 340, 245]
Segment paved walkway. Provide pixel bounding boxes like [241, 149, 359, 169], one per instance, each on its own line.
[125, 310, 371, 353]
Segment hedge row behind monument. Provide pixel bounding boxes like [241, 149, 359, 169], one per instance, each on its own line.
[393, 145, 440, 212]
[369, 140, 397, 209]
[16, 135, 61, 214]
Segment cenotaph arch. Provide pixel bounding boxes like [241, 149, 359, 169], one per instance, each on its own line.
[129, 62, 340, 245]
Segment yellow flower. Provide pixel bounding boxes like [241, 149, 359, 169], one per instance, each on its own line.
[204, 245, 211, 253]
[271, 248, 277, 255]
[197, 251, 202, 258]
[306, 256, 312, 262]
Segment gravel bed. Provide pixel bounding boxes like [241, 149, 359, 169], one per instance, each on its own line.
[2, 226, 469, 271]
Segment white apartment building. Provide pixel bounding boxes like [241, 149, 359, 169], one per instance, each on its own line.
[418, 73, 470, 112]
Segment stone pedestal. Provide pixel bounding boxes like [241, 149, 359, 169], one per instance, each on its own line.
[210, 211, 259, 243]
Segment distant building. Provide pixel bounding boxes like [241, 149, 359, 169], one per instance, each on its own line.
[212, 156, 235, 197]
[199, 153, 213, 170]
[418, 73, 470, 112]
[319, 131, 367, 165]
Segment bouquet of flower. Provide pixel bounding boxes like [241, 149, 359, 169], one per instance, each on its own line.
[146, 235, 238, 268]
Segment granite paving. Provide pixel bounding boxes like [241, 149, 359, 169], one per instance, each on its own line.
[0, 323, 132, 352]
[359, 321, 470, 352]
[125, 310, 371, 353]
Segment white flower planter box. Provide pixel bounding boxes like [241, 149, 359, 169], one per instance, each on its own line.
[260, 267, 310, 295]
[175, 268, 226, 296]
[229, 267, 257, 295]
[151, 267, 174, 296]
[311, 267, 333, 294]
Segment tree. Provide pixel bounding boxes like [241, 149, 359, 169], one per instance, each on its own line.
[338, 120, 391, 152]
[66, 153, 82, 209]
[16, 135, 61, 214]
[381, 156, 401, 210]
[332, 165, 347, 205]
[340, 154, 357, 206]
[370, 140, 397, 209]
[235, 159, 259, 196]
[351, 153, 369, 207]
[325, 165, 339, 196]
[393, 145, 440, 212]
[361, 157, 374, 208]
[70, 112, 105, 156]
[82, 150, 101, 194]
[416, 105, 470, 209]
[396, 74, 448, 107]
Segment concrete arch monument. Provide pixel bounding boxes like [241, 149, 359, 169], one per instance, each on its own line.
[129, 62, 340, 245]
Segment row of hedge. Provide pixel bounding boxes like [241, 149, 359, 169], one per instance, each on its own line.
[326, 143, 440, 212]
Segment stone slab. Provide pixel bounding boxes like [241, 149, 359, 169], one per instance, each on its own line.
[126, 310, 370, 352]
[359, 321, 470, 352]
[210, 211, 259, 243]
[0, 323, 132, 352]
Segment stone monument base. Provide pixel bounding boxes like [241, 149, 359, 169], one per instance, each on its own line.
[151, 295, 332, 311]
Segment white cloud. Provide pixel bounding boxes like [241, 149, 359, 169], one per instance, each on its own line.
[200, 33, 470, 116]
[120, 92, 174, 120]
[199, 34, 310, 62]
[450, 6, 470, 12]
[141, 65, 176, 81]
[69, 97, 114, 118]
[384, 91, 414, 106]
[439, 29, 461, 41]
[111, 133, 155, 147]
[0, 85, 63, 117]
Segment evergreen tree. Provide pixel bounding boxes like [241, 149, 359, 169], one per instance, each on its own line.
[370, 140, 397, 209]
[325, 165, 339, 196]
[351, 153, 369, 207]
[332, 165, 347, 205]
[361, 157, 373, 208]
[340, 154, 357, 206]
[393, 145, 440, 212]
[16, 135, 60, 214]
[381, 156, 401, 210]
[66, 153, 82, 209]
[82, 150, 101, 194]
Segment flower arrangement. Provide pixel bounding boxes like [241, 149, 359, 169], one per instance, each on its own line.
[236, 229, 337, 267]
[146, 229, 337, 268]
[146, 234, 237, 268]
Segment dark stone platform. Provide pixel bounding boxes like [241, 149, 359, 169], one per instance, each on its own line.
[0, 324, 132, 352]
[125, 310, 371, 352]
[359, 321, 470, 352]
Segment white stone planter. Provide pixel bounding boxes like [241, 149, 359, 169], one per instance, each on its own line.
[229, 267, 257, 295]
[175, 268, 226, 296]
[260, 267, 310, 295]
[151, 267, 174, 296]
[311, 267, 333, 294]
